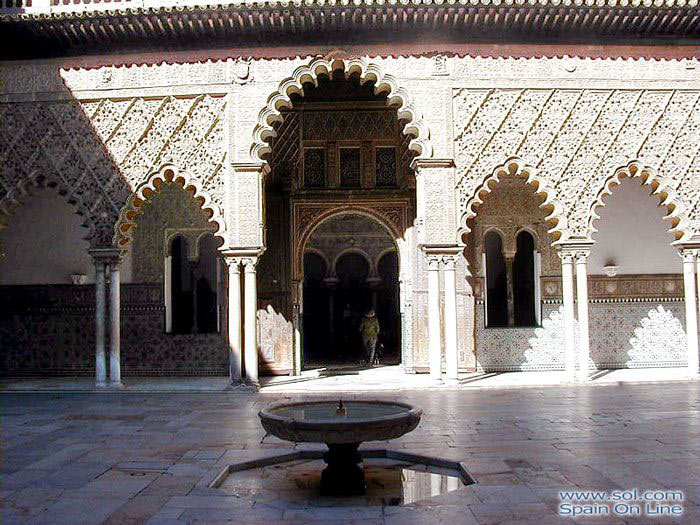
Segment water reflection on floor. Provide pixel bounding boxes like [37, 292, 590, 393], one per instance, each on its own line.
[219, 458, 466, 507]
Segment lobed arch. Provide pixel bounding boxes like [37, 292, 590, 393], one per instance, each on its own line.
[459, 157, 568, 244]
[586, 161, 691, 243]
[250, 57, 432, 162]
[115, 164, 227, 251]
[0, 172, 95, 242]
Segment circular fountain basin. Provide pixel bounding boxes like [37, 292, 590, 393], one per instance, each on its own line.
[259, 400, 422, 496]
[259, 400, 422, 444]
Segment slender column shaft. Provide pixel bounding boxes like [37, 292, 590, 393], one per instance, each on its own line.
[227, 260, 242, 383]
[505, 255, 515, 326]
[94, 261, 107, 387]
[683, 251, 699, 376]
[427, 257, 442, 381]
[575, 253, 591, 381]
[244, 260, 259, 385]
[328, 288, 335, 344]
[560, 252, 576, 380]
[444, 257, 459, 383]
[109, 262, 122, 386]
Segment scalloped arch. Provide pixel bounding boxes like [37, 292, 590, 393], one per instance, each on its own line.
[115, 164, 227, 250]
[250, 57, 432, 161]
[586, 161, 691, 243]
[0, 172, 94, 241]
[459, 157, 568, 242]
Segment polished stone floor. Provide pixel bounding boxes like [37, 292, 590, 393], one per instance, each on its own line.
[1, 382, 699, 524]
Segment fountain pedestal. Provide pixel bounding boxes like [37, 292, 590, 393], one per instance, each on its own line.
[321, 442, 364, 495]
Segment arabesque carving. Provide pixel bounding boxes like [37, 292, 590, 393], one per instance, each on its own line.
[453, 88, 700, 242]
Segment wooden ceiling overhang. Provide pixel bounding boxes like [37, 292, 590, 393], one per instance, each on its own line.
[1, 1, 699, 58]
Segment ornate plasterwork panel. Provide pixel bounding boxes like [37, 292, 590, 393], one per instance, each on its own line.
[453, 88, 700, 241]
[0, 101, 126, 247]
[0, 94, 228, 248]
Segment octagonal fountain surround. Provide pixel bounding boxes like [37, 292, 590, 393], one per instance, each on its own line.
[259, 400, 422, 495]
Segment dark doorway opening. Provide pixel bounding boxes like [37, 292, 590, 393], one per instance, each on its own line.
[301, 214, 400, 369]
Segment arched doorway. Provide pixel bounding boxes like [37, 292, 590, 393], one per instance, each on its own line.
[301, 213, 400, 369]
[255, 66, 418, 375]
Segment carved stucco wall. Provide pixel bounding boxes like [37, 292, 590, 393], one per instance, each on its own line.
[453, 86, 700, 242]
[1, 54, 698, 375]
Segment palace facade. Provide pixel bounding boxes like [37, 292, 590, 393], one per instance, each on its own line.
[1, 1, 699, 385]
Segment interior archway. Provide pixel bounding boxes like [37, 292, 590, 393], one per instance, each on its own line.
[301, 213, 400, 370]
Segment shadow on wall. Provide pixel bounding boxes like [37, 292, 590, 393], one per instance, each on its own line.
[0, 66, 231, 376]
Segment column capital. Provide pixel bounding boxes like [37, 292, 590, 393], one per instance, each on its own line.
[441, 254, 460, 270]
[89, 248, 121, 266]
[679, 249, 699, 263]
[425, 255, 441, 271]
[323, 276, 340, 288]
[241, 257, 259, 271]
[557, 242, 593, 261]
[222, 256, 243, 270]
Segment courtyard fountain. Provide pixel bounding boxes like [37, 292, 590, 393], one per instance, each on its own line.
[258, 399, 422, 495]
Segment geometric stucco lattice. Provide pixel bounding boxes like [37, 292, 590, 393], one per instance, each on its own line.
[454, 88, 700, 241]
[0, 95, 229, 249]
[0, 101, 124, 247]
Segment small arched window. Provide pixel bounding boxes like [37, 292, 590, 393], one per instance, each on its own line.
[165, 233, 221, 334]
[484, 231, 508, 327]
[513, 231, 538, 327]
[168, 235, 193, 334]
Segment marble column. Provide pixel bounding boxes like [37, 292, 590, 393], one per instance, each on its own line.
[109, 259, 122, 387]
[243, 258, 259, 385]
[575, 250, 591, 381]
[226, 258, 242, 384]
[443, 255, 459, 384]
[505, 254, 515, 326]
[427, 256, 442, 381]
[559, 250, 576, 380]
[94, 259, 107, 387]
[682, 250, 699, 377]
[324, 276, 339, 345]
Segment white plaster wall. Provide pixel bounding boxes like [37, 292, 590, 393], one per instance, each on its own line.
[0, 189, 132, 285]
[0, 190, 93, 284]
[589, 179, 680, 275]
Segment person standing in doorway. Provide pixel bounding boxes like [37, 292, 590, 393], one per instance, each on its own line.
[360, 309, 380, 365]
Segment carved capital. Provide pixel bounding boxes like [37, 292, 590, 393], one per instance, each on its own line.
[89, 248, 121, 267]
[441, 254, 460, 271]
[241, 257, 259, 272]
[679, 249, 699, 264]
[425, 255, 441, 271]
[223, 256, 243, 272]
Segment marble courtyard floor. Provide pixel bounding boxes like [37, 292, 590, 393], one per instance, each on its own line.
[1, 382, 699, 524]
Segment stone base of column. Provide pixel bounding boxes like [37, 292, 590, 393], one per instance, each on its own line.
[443, 377, 459, 386]
[95, 380, 108, 388]
[108, 381, 124, 389]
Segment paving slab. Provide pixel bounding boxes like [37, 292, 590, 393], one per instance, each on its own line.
[1, 381, 699, 523]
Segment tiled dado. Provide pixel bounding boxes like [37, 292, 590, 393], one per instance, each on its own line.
[475, 299, 688, 371]
[540, 274, 683, 300]
[0, 284, 228, 376]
